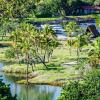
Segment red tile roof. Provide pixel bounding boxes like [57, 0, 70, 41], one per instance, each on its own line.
[81, 6, 100, 10]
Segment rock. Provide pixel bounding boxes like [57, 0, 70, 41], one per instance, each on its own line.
[28, 72, 39, 78]
[61, 61, 77, 67]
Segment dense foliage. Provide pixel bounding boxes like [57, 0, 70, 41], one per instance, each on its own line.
[88, 37, 100, 68]
[58, 70, 100, 100]
[0, 78, 16, 100]
[7, 23, 58, 69]
[0, 0, 100, 18]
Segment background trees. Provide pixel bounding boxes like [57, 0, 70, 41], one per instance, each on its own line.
[82, 0, 100, 6]
[0, 0, 36, 18]
[0, 0, 99, 18]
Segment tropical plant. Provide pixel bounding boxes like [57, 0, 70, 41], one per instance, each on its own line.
[5, 47, 15, 58]
[0, 78, 16, 100]
[40, 24, 59, 62]
[58, 69, 100, 100]
[88, 37, 100, 68]
[9, 23, 58, 69]
[65, 21, 82, 58]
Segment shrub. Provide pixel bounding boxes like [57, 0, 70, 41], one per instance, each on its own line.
[5, 47, 15, 58]
[0, 78, 16, 100]
[58, 70, 100, 100]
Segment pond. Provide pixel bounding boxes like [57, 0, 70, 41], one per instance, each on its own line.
[0, 63, 62, 100]
[40, 22, 100, 40]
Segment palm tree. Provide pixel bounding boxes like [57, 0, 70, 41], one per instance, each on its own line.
[41, 24, 58, 62]
[65, 21, 77, 56]
[66, 22, 85, 64]
[88, 37, 100, 68]
[10, 23, 36, 83]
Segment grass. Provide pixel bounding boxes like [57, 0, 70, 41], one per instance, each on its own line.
[26, 17, 62, 22]
[0, 14, 99, 86]
[0, 43, 88, 85]
[16, 63, 79, 86]
[16, 14, 100, 23]
[65, 15, 94, 19]
[2, 59, 80, 86]
[65, 14, 100, 19]
[0, 47, 15, 62]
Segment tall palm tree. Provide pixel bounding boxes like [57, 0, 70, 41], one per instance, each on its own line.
[41, 24, 57, 62]
[88, 37, 100, 68]
[65, 21, 77, 56]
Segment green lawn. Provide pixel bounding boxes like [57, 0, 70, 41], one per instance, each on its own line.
[0, 43, 88, 86]
[26, 17, 62, 22]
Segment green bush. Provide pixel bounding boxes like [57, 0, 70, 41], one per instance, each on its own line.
[5, 47, 15, 58]
[35, 3, 52, 18]
[58, 70, 100, 100]
[0, 78, 16, 100]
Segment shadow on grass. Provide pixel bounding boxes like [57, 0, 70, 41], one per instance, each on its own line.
[46, 63, 65, 71]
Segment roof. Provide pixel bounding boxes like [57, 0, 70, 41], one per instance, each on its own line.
[86, 25, 100, 38]
[81, 6, 100, 10]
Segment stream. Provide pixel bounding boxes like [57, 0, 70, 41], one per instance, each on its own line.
[0, 63, 62, 100]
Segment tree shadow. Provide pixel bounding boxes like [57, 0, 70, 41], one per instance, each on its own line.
[46, 63, 65, 71]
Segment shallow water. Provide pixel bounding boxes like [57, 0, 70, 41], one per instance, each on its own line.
[0, 63, 62, 100]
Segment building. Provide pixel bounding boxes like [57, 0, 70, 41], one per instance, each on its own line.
[77, 6, 100, 15]
[86, 25, 100, 38]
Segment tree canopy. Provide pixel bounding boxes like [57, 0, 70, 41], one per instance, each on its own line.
[0, 0, 99, 18]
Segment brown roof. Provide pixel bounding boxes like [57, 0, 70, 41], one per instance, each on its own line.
[81, 6, 100, 10]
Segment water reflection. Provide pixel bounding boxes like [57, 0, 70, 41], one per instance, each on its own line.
[15, 84, 61, 100]
[0, 63, 61, 100]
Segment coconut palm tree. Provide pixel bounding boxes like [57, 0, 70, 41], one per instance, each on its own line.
[65, 21, 78, 56]
[88, 37, 100, 68]
[41, 24, 58, 62]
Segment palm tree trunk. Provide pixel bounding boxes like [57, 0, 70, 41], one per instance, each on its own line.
[27, 63, 29, 84]
[77, 48, 79, 65]
[26, 54, 29, 84]
[70, 46, 72, 56]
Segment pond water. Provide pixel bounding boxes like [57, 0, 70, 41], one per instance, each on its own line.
[40, 22, 100, 40]
[80, 22, 100, 32]
[0, 63, 62, 100]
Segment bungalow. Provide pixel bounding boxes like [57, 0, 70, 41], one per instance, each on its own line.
[77, 6, 100, 15]
[86, 25, 100, 38]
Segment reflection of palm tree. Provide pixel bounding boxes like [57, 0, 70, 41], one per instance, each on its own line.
[17, 85, 60, 100]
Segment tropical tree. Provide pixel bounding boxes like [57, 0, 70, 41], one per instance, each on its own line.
[10, 23, 36, 83]
[40, 24, 59, 62]
[0, 0, 36, 19]
[65, 21, 78, 56]
[9, 23, 58, 74]
[88, 37, 100, 68]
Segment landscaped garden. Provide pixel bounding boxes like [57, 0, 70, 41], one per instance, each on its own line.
[0, 0, 100, 100]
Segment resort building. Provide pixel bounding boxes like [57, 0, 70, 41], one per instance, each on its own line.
[77, 6, 100, 14]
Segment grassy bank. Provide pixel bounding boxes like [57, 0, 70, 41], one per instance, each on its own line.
[3, 62, 80, 86]
[26, 17, 62, 23]
[0, 44, 88, 86]
[20, 14, 100, 24]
